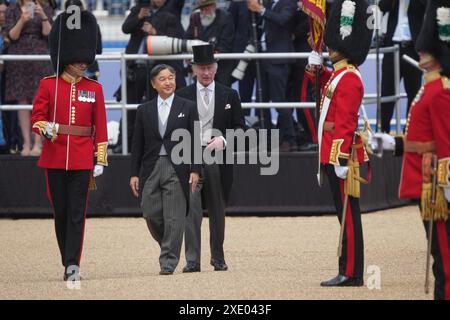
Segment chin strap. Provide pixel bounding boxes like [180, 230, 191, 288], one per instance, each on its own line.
[52, 14, 63, 125]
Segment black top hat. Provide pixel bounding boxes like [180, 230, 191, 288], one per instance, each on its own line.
[191, 44, 217, 65]
[325, 0, 373, 66]
[416, 0, 450, 77]
[49, 10, 98, 74]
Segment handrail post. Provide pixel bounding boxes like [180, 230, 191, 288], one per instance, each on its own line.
[121, 52, 128, 155]
[394, 44, 401, 134]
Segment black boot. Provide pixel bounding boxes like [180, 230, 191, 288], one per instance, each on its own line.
[320, 274, 363, 287]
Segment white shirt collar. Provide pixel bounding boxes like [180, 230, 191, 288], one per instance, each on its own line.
[197, 81, 215, 92]
[157, 93, 175, 108]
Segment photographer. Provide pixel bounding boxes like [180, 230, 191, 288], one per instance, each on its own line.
[116, 0, 186, 153]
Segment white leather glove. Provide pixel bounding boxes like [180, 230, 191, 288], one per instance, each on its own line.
[93, 165, 104, 178]
[44, 122, 59, 140]
[308, 50, 323, 66]
[334, 165, 349, 179]
[445, 188, 450, 203]
[206, 136, 226, 151]
[369, 132, 396, 151]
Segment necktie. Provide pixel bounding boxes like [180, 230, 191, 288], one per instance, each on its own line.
[161, 101, 169, 125]
[203, 88, 210, 106]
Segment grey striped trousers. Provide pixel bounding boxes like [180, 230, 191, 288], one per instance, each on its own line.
[141, 156, 186, 271]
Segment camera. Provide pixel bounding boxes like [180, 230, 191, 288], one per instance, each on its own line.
[145, 36, 208, 55]
[231, 44, 256, 81]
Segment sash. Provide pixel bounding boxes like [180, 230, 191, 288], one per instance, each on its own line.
[317, 68, 362, 185]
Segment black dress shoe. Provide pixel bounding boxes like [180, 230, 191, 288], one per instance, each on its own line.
[63, 269, 82, 281]
[182, 263, 201, 273]
[159, 269, 174, 275]
[210, 259, 228, 271]
[320, 274, 364, 287]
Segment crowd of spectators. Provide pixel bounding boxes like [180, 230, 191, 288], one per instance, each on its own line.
[0, 0, 417, 156]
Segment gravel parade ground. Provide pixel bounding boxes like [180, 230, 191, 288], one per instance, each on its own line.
[0, 206, 432, 300]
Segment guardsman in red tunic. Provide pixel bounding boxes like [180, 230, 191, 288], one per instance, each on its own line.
[307, 0, 373, 287]
[371, 0, 450, 300]
[31, 7, 107, 282]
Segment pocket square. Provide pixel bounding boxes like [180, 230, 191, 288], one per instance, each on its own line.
[225, 104, 231, 110]
[178, 113, 185, 118]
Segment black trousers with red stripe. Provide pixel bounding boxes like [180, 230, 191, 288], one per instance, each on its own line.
[324, 164, 364, 278]
[45, 169, 90, 269]
[421, 204, 450, 300]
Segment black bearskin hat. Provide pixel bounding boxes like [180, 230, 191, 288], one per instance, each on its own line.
[416, 0, 450, 77]
[325, 0, 373, 66]
[49, 9, 98, 74]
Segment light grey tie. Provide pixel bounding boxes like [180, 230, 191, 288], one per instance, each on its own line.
[203, 88, 210, 106]
[161, 101, 169, 125]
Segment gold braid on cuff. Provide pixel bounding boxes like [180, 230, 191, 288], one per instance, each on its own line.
[329, 139, 349, 165]
[96, 142, 108, 166]
[438, 157, 450, 188]
[32, 121, 48, 137]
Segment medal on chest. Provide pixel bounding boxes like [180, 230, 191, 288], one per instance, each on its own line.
[77, 90, 96, 103]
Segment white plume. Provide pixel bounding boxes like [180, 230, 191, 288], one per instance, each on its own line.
[437, 7, 450, 42]
[340, 0, 356, 40]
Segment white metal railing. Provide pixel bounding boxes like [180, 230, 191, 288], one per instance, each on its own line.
[0, 45, 403, 154]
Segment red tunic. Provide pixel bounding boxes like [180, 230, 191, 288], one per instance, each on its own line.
[313, 60, 368, 166]
[399, 73, 450, 199]
[31, 73, 108, 170]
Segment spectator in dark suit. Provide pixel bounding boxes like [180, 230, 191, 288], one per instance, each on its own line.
[159, 0, 185, 20]
[185, 0, 234, 86]
[379, 0, 426, 133]
[287, 9, 317, 151]
[115, 0, 186, 153]
[228, 0, 254, 117]
[248, 0, 297, 152]
[152, 0, 185, 36]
